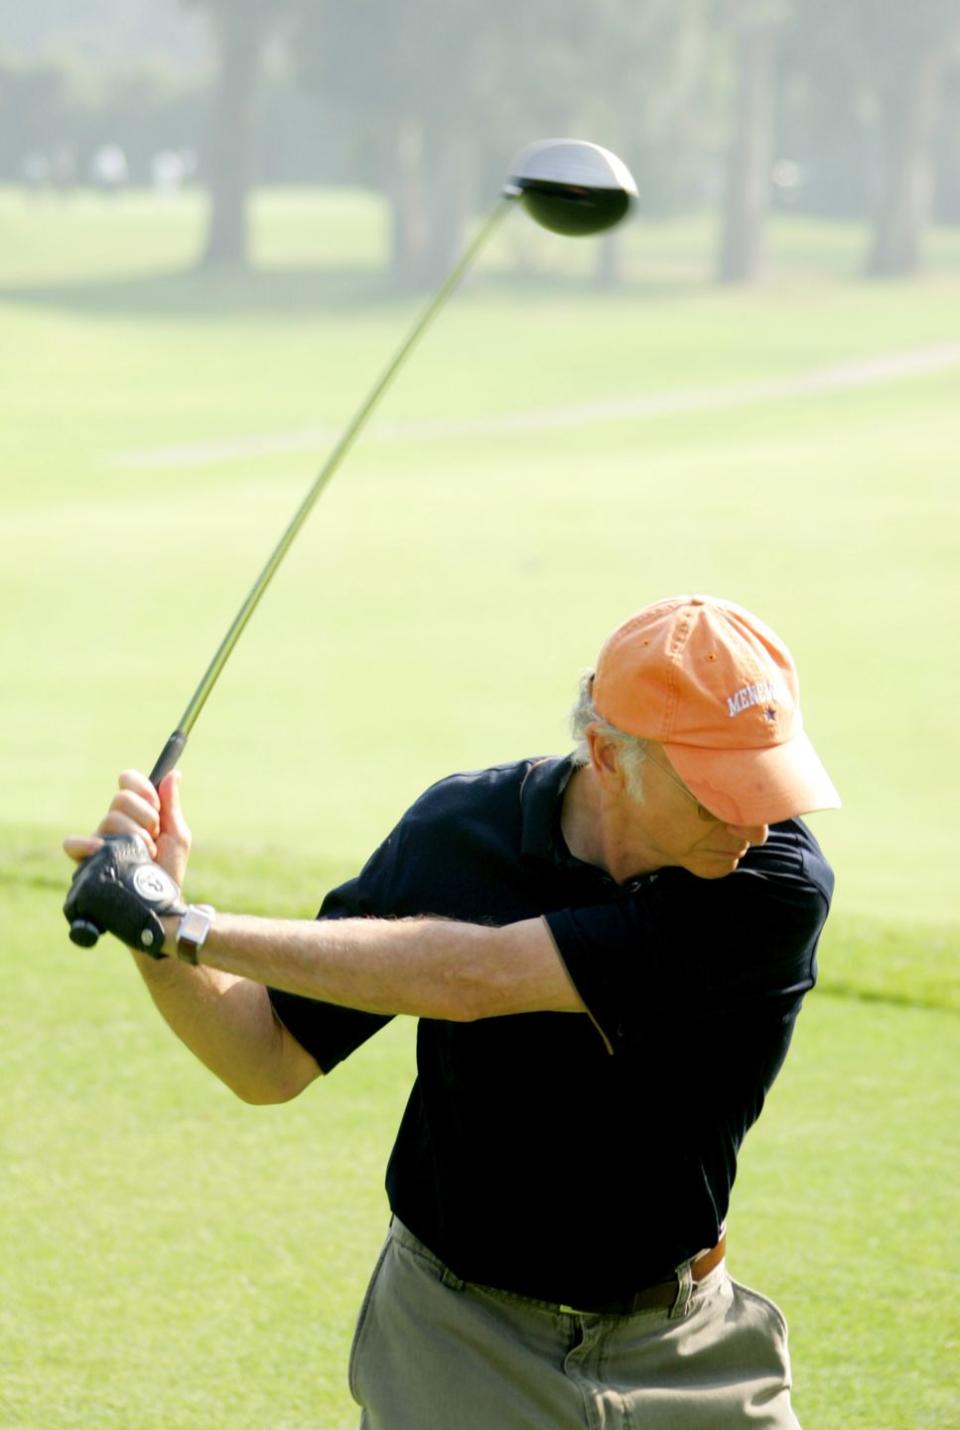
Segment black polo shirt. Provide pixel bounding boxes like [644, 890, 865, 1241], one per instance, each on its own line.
[269, 756, 833, 1305]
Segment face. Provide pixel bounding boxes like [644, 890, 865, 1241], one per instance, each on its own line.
[591, 734, 769, 882]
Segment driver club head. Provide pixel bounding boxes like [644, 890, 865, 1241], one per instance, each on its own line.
[505, 138, 638, 237]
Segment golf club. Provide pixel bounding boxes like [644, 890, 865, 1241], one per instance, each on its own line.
[67, 138, 637, 949]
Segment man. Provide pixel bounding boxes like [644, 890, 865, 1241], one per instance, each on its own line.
[64, 593, 839, 1428]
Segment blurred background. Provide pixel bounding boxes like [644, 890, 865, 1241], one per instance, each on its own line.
[3, 0, 958, 913]
[3, 0, 960, 284]
[2, 5, 958, 1429]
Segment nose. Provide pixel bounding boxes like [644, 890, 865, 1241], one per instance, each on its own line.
[725, 822, 769, 847]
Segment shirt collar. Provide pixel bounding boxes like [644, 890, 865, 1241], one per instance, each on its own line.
[519, 755, 578, 865]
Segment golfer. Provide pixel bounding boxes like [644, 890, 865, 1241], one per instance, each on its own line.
[65, 594, 839, 1428]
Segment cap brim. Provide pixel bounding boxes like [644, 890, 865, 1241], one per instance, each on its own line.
[663, 725, 841, 827]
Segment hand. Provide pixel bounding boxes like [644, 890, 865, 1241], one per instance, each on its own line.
[63, 768, 192, 887]
[64, 833, 185, 955]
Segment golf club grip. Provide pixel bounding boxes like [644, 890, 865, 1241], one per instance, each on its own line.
[149, 730, 187, 790]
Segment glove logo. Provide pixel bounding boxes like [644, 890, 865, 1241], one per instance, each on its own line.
[133, 865, 178, 905]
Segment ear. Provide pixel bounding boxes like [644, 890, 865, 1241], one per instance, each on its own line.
[586, 726, 627, 793]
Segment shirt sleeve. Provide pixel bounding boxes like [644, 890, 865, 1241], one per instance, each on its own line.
[544, 841, 831, 1055]
[267, 827, 406, 1075]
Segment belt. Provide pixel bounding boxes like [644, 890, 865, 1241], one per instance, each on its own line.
[558, 1233, 727, 1317]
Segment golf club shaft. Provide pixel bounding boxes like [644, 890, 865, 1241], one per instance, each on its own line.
[149, 195, 515, 790]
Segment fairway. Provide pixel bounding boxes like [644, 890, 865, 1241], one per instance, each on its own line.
[2, 188, 958, 1428]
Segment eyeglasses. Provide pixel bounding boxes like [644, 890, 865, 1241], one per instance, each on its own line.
[643, 749, 717, 822]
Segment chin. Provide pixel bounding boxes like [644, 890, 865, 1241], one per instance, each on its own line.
[690, 855, 741, 880]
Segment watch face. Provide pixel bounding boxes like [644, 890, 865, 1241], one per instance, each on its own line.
[178, 905, 212, 961]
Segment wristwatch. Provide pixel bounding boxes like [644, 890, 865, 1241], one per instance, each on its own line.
[175, 903, 216, 965]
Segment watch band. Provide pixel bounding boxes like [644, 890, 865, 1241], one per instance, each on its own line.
[176, 903, 215, 965]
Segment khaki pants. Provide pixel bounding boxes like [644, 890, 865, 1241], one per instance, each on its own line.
[349, 1218, 800, 1429]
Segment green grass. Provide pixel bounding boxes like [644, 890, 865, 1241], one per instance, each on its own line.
[2, 188, 958, 1428]
[2, 848, 958, 1429]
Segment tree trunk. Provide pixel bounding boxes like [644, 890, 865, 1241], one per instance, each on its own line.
[717, 20, 779, 283]
[416, 130, 474, 289]
[865, 38, 953, 276]
[595, 232, 624, 288]
[386, 117, 429, 287]
[200, 4, 268, 269]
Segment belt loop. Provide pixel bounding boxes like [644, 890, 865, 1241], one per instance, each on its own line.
[668, 1259, 693, 1320]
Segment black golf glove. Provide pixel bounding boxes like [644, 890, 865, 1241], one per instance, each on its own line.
[64, 834, 185, 956]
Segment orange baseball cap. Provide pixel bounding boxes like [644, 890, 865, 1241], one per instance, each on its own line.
[592, 595, 840, 826]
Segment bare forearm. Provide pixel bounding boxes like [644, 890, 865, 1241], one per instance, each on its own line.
[175, 912, 582, 1022]
[130, 950, 318, 1103]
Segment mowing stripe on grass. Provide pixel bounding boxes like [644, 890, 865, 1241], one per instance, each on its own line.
[106, 341, 960, 469]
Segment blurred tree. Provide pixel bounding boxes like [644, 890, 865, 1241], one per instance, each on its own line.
[861, 1, 960, 275]
[933, 68, 960, 221]
[715, 0, 792, 283]
[563, 0, 717, 285]
[775, 13, 870, 220]
[290, 0, 530, 286]
[0, 56, 209, 188]
[781, 0, 960, 272]
[291, 0, 718, 287]
[0, 62, 71, 181]
[3, 0, 209, 71]
[184, 0, 293, 267]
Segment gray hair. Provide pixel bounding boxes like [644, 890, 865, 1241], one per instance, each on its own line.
[569, 672, 650, 800]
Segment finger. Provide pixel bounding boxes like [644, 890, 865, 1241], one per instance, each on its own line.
[96, 811, 158, 859]
[158, 770, 191, 846]
[106, 789, 161, 838]
[118, 769, 160, 811]
[63, 835, 105, 863]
